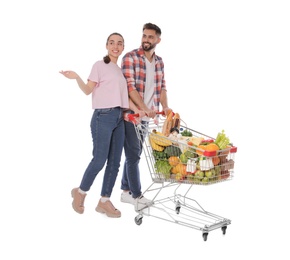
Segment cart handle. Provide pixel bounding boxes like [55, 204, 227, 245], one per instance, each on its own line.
[128, 111, 170, 123]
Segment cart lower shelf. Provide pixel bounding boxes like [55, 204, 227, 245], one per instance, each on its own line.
[134, 182, 231, 241]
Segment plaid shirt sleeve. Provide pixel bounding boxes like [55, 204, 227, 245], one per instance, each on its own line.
[121, 52, 137, 93]
[155, 57, 166, 91]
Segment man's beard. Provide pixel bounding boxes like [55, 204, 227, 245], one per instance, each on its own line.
[142, 42, 156, 51]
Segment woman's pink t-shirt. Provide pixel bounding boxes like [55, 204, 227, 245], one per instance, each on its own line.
[88, 61, 129, 109]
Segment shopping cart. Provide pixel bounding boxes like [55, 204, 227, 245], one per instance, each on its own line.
[128, 112, 237, 241]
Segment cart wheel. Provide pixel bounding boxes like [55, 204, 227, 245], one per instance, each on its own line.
[134, 216, 143, 225]
[221, 226, 227, 235]
[175, 200, 181, 214]
[202, 233, 208, 241]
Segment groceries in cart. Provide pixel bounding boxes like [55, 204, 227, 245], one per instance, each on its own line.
[129, 111, 235, 240]
[148, 111, 237, 185]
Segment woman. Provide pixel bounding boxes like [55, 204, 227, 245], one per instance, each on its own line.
[59, 32, 129, 218]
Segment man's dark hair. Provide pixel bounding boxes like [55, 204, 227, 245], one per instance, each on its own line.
[143, 23, 161, 36]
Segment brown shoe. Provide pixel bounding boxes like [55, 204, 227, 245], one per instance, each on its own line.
[95, 199, 121, 218]
[71, 188, 86, 214]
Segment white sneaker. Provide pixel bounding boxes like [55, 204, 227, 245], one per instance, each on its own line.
[135, 195, 153, 211]
[120, 191, 135, 205]
[121, 192, 153, 210]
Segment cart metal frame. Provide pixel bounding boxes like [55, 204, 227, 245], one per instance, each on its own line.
[129, 114, 236, 241]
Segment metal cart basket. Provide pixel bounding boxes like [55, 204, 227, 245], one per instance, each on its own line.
[128, 112, 237, 241]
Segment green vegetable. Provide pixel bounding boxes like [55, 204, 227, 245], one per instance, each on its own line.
[154, 160, 172, 178]
[181, 129, 193, 137]
[184, 148, 197, 159]
[164, 145, 182, 157]
[152, 150, 169, 160]
[215, 130, 230, 150]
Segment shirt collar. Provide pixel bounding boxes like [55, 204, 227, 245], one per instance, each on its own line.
[137, 47, 156, 61]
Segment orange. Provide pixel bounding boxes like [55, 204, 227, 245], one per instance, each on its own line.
[174, 163, 187, 175]
[168, 156, 180, 166]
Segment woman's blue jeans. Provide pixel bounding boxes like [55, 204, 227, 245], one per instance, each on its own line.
[79, 107, 125, 197]
[121, 120, 148, 198]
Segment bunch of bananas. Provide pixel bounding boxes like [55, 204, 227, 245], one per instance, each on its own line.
[149, 130, 172, 151]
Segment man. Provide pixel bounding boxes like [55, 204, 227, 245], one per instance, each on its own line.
[120, 23, 171, 210]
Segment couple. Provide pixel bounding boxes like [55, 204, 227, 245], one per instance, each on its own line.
[59, 23, 171, 218]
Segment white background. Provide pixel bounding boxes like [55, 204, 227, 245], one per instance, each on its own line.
[1, 0, 289, 259]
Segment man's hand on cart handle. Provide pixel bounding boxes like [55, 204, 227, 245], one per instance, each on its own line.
[127, 110, 175, 123]
[163, 107, 174, 117]
[143, 109, 156, 119]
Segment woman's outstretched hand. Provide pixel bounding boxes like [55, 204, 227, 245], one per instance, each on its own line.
[59, 70, 79, 80]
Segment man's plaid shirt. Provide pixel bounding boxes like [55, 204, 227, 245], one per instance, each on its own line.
[121, 47, 167, 112]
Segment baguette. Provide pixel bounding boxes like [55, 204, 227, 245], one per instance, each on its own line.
[162, 111, 174, 136]
[172, 113, 180, 132]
